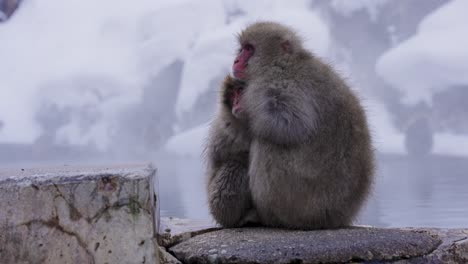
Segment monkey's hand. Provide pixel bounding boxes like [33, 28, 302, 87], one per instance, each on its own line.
[222, 75, 246, 91]
[244, 86, 316, 145]
[206, 160, 252, 228]
[206, 115, 250, 164]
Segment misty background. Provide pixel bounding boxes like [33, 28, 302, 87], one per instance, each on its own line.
[1, 0, 467, 228]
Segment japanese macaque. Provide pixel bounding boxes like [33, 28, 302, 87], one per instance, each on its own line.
[205, 76, 255, 227]
[206, 21, 374, 229]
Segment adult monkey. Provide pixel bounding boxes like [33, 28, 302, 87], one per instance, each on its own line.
[206, 21, 374, 229]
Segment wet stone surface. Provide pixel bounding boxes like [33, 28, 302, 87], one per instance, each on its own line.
[170, 227, 442, 263]
[0, 164, 159, 264]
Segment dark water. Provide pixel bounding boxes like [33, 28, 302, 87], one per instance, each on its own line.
[371, 154, 468, 227]
[158, 153, 468, 228]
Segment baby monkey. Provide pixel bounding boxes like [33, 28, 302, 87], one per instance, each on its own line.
[205, 76, 255, 227]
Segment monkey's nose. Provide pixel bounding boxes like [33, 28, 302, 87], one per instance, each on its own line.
[234, 59, 240, 64]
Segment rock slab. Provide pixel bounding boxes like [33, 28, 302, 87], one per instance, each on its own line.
[170, 227, 442, 263]
[158, 217, 220, 248]
[0, 164, 159, 264]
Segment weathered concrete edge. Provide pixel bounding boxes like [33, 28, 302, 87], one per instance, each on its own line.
[0, 164, 157, 187]
[147, 164, 159, 241]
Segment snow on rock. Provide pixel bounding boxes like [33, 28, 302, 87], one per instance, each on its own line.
[0, 0, 220, 146]
[175, 20, 245, 118]
[365, 96, 468, 157]
[363, 97, 468, 157]
[175, 3, 330, 117]
[35, 76, 139, 150]
[376, 0, 468, 104]
[0, 0, 163, 143]
[137, 0, 226, 76]
[165, 123, 209, 157]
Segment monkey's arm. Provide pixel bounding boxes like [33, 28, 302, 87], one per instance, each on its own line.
[206, 159, 252, 228]
[205, 118, 252, 227]
[245, 87, 317, 145]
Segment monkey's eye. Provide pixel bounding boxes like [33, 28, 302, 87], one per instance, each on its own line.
[243, 44, 254, 53]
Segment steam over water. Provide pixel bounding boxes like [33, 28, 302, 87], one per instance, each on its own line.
[1, 0, 467, 228]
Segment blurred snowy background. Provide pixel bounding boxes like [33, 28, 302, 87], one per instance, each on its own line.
[1, 0, 467, 227]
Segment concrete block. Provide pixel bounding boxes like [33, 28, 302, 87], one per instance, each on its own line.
[0, 164, 158, 264]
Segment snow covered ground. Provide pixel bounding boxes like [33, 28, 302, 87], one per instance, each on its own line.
[375, 0, 468, 157]
[376, 0, 468, 104]
[0, 0, 162, 144]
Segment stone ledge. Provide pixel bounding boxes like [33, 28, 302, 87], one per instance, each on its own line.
[406, 228, 468, 263]
[0, 164, 159, 264]
[169, 226, 468, 264]
[158, 217, 221, 248]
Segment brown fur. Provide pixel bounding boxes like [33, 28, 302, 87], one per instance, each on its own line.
[205, 76, 255, 227]
[206, 22, 374, 229]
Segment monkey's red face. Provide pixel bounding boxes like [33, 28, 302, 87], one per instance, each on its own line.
[222, 76, 246, 119]
[233, 43, 255, 80]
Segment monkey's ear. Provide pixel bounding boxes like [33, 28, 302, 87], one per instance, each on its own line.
[281, 40, 293, 54]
